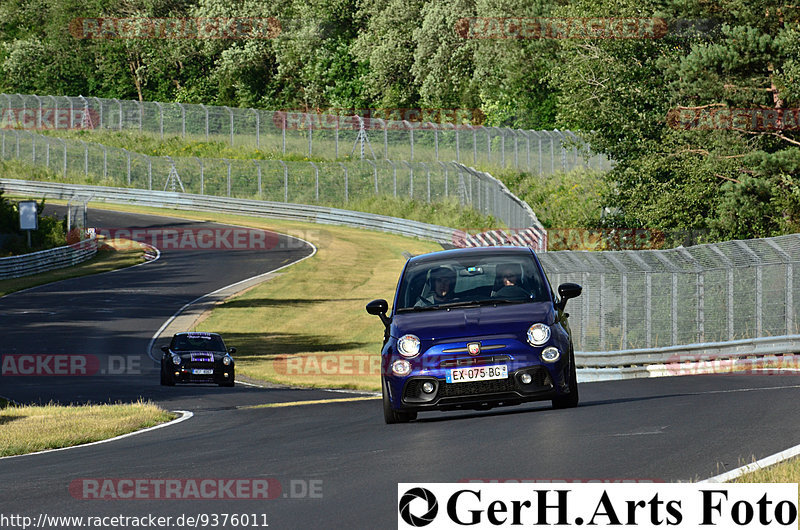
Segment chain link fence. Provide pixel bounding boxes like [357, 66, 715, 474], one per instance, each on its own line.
[0, 93, 612, 173]
[0, 129, 539, 231]
[540, 235, 800, 352]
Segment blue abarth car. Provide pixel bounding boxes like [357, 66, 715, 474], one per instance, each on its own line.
[367, 246, 582, 423]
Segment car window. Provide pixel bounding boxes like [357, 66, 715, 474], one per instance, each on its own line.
[172, 333, 226, 352]
[396, 253, 548, 311]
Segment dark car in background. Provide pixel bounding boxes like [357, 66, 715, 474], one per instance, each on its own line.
[160, 332, 236, 387]
[367, 246, 582, 423]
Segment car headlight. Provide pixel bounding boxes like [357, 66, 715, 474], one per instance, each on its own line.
[171, 354, 182, 366]
[541, 347, 561, 363]
[527, 323, 551, 346]
[397, 334, 421, 358]
[222, 355, 233, 366]
[392, 360, 412, 376]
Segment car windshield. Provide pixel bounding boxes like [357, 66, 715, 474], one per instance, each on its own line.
[395, 253, 550, 312]
[171, 333, 226, 352]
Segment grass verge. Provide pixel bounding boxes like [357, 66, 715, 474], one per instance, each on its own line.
[0, 237, 147, 297]
[734, 457, 800, 483]
[192, 215, 440, 392]
[0, 399, 175, 457]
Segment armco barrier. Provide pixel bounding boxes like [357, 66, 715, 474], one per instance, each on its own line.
[0, 179, 457, 244]
[576, 335, 800, 381]
[0, 236, 97, 279]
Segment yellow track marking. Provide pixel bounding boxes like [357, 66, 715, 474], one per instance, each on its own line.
[242, 396, 380, 409]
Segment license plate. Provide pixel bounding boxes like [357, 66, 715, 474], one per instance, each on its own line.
[191, 369, 214, 375]
[446, 365, 508, 383]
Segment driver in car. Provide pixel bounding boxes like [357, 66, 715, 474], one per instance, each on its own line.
[492, 263, 530, 299]
[415, 266, 457, 307]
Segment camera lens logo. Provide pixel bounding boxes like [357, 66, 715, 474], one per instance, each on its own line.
[399, 487, 438, 527]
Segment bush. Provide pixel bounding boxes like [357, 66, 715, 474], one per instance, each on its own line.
[0, 190, 66, 257]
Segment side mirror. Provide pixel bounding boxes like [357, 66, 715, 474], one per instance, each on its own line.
[228, 347, 236, 354]
[366, 299, 391, 328]
[160, 345, 170, 353]
[556, 283, 582, 310]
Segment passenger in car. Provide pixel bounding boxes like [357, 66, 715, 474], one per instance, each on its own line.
[415, 266, 457, 306]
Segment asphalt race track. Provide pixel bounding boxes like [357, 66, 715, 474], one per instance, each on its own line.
[2, 207, 800, 528]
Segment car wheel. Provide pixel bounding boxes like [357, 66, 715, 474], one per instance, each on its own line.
[552, 349, 579, 409]
[160, 362, 175, 386]
[382, 378, 416, 424]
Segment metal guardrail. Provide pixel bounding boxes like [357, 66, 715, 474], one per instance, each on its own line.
[0, 179, 458, 244]
[0, 236, 97, 279]
[0, 129, 539, 231]
[576, 335, 800, 381]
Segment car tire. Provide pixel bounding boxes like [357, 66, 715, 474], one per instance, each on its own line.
[382, 378, 416, 424]
[160, 362, 175, 386]
[552, 349, 579, 409]
[219, 380, 235, 388]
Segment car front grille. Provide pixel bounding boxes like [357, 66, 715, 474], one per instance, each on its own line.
[439, 377, 517, 398]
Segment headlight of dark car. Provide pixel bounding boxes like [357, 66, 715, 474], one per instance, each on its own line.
[222, 355, 233, 366]
[171, 354, 182, 365]
[527, 323, 551, 346]
[397, 334, 421, 358]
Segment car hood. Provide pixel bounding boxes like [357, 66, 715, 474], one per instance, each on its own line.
[391, 302, 554, 342]
[172, 350, 227, 360]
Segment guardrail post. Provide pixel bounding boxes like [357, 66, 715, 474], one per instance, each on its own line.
[698, 273, 705, 342]
[251, 108, 260, 148]
[386, 159, 397, 197]
[154, 102, 164, 139]
[307, 113, 312, 156]
[123, 148, 131, 185]
[200, 104, 209, 140]
[756, 265, 763, 336]
[80, 140, 88, 176]
[223, 158, 231, 196]
[599, 272, 605, 351]
[224, 106, 234, 146]
[438, 161, 448, 197]
[338, 162, 348, 203]
[622, 273, 628, 349]
[102, 144, 107, 178]
[309, 161, 319, 201]
[366, 159, 377, 194]
[279, 160, 288, 202]
[282, 112, 286, 154]
[195, 157, 204, 195]
[402, 161, 414, 199]
[147, 158, 152, 190]
[645, 272, 652, 348]
[253, 160, 262, 196]
[672, 272, 678, 345]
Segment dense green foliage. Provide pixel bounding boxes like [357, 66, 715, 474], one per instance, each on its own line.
[0, 190, 67, 256]
[3, 0, 800, 242]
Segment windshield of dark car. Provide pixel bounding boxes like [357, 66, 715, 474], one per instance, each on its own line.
[171, 334, 226, 352]
[395, 253, 550, 312]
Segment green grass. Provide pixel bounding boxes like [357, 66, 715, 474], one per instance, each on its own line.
[193, 217, 440, 391]
[734, 457, 800, 484]
[0, 400, 175, 457]
[0, 237, 147, 297]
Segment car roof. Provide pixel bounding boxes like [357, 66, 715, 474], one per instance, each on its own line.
[172, 332, 222, 337]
